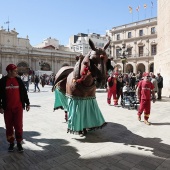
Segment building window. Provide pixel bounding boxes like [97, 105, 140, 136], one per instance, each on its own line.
[139, 46, 143, 56]
[139, 30, 143, 36]
[151, 45, 157, 55]
[127, 48, 132, 57]
[116, 49, 121, 57]
[116, 34, 120, 40]
[128, 32, 132, 38]
[151, 27, 156, 34]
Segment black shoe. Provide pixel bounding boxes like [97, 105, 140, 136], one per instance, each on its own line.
[8, 143, 14, 152]
[17, 143, 24, 153]
[83, 129, 87, 136]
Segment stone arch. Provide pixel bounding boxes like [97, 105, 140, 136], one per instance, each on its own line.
[138, 41, 145, 47]
[62, 63, 70, 67]
[149, 63, 154, 73]
[125, 64, 133, 73]
[115, 45, 121, 49]
[17, 61, 29, 75]
[136, 63, 145, 73]
[41, 62, 51, 71]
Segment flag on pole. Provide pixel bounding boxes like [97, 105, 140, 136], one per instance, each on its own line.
[151, 1, 153, 8]
[144, 4, 147, 9]
[128, 6, 133, 13]
[136, 6, 140, 12]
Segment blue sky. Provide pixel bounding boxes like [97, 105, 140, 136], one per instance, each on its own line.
[0, 0, 157, 46]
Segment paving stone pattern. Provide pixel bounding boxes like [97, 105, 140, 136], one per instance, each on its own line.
[0, 84, 170, 170]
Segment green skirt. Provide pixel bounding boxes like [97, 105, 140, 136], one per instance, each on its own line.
[54, 88, 68, 111]
[67, 95, 106, 133]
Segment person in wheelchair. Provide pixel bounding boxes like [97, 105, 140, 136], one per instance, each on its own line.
[122, 81, 130, 95]
[122, 81, 138, 109]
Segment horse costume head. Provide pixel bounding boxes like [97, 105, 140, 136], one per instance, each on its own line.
[77, 38, 112, 88]
[53, 38, 113, 97]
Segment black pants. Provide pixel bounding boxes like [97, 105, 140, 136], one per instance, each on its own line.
[34, 83, 40, 91]
[158, 88, 162, 99]
[23, 81, 29, 92]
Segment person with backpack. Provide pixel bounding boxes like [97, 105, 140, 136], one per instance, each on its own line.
[107, 72, 118, 106]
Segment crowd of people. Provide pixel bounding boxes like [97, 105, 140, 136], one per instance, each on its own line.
[20, 73, 55, 92]
[107, 71, 163, 125]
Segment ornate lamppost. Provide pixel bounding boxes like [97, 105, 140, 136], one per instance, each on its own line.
[119, 43, 128, 74]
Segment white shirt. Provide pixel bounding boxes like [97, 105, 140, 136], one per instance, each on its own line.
[21, 75, 29, 82]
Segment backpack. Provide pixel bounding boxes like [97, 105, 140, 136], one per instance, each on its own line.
[108, 77, 114, 87]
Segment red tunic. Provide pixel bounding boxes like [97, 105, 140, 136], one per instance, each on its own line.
[6, 78, 22, 108]
[138, 80, 154, 100]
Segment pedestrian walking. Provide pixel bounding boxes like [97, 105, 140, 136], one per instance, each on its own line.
[137, 72, 156, 125]
[107, 72, 118, 105]
[156, 73, 163, 100]
[21, 73, 30, 92]
[0, 64, 30, 152]
[40, 74, 46, 87]
[34, 75, 40, 92]
[117, 75, 124, 104]
[151, 74, 158, 98]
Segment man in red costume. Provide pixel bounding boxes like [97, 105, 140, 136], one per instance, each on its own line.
[0, 64, 30, 152]
[137, 72, 156, 125]
[107, 72, 118, 106]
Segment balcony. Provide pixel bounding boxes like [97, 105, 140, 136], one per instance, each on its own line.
[115, 53, 156, 58]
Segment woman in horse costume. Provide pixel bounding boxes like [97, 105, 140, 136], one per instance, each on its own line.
[53, 39, 113, 136]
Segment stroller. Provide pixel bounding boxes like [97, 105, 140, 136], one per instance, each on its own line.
[121, 88, 139, 110]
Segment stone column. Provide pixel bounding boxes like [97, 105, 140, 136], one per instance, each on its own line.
[154, 0, 170, 97]
[110, 42, 114, 58]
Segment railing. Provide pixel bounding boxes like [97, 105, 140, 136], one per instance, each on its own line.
[0, 46, 78, 59]
[115, 53, 156, 58]
[112, 17, 157, 31]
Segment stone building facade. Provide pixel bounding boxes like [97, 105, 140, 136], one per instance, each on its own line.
[0, 28, 79, 76]
[154, 0, 170, 97]
[107, 17, 157, 74]
[69, 33, 110, 57]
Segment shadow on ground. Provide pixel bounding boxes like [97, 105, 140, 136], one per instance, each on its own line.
[156, 96, 170, 102]
[74, 122, 170, 159]
[0, 122, 170, 170]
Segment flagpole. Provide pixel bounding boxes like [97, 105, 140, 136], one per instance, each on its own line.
[136, 6, 140, 21]
[151, 1, 153, 18]
[151, 7, 153, 17]
[138, 11, 139, 21]
[132, 12, 133, 22]
[128, 6, 133, 22]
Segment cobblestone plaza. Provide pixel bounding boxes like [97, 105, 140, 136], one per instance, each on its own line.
[0, 84, 170, 170]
